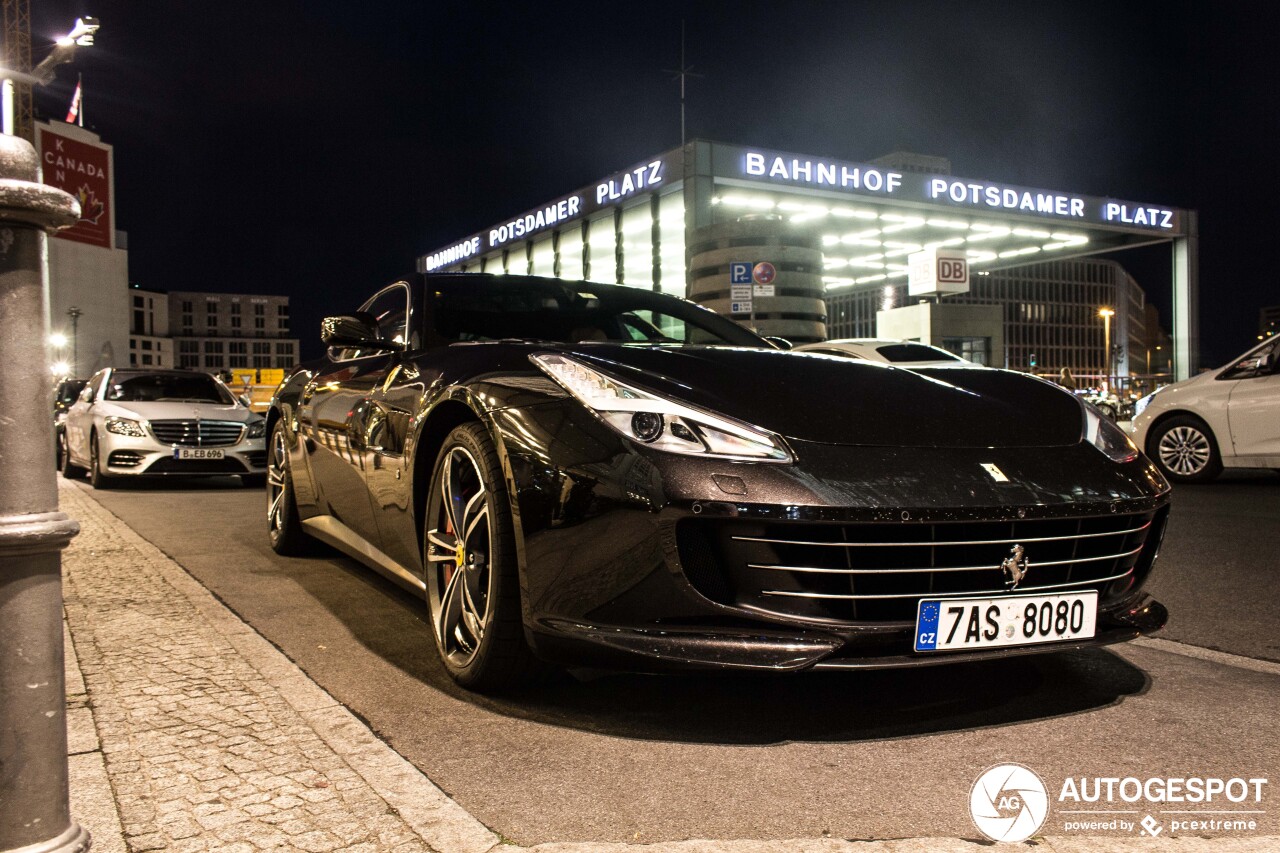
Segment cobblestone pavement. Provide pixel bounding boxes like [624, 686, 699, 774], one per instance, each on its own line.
[60, 480, 496, 853]
[57, 479, 1280, 852]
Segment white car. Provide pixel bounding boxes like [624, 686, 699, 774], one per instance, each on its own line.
[61, 367, 268, 488]
[794, 338, 969, 367]
[1130, 337, 1280, 482]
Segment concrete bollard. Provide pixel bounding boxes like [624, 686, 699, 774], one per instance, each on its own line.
[0, 134, 90, 852]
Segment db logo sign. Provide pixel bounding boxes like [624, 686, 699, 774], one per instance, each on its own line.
[938, 258, 968, 284]
[970, 764, 1048, 843]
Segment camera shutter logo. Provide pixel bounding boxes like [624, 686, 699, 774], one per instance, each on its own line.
[970, 763, 1049, 843]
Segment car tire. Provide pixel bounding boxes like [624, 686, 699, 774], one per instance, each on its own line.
[267, 421, 313, 555]
[424, 422, 535, 692]
[89, 433, 114, 489]
[60, 433, 85, 480]
[1147, 415, 1223, 483]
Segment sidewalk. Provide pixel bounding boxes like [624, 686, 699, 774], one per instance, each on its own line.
[56, 480, 1274, 853]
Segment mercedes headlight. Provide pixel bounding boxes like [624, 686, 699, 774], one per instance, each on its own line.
[1082, 404, 1138, 463]
[105, 416, 146, 438]
[247, 419, 267, 438]
[531, 353, 792, 462]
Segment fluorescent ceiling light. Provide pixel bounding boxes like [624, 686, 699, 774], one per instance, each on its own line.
[830, 207, 878, 219]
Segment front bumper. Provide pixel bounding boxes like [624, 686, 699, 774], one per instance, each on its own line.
[494, 399, 1172, 673]
[530, 595, 1168, 672]
[99, 431, 266, 476]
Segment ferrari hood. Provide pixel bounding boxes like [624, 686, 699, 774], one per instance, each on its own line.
[550, 345, 1084, 449]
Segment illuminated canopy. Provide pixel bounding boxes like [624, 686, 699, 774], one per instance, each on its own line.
[421, 140, 1197, 377]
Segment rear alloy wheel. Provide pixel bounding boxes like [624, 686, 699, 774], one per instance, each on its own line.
[89, 434, 114, 489]
[424, 423, 532, 691]
[1149, 415, 1223, 483]
[267, 421, 312, 555]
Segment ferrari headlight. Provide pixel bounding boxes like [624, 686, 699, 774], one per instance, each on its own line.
[105, 416, 146, 438]
[531, 353, 792, 462]
[1082, 404, 1138, 463]
[247, 419, 267, 438]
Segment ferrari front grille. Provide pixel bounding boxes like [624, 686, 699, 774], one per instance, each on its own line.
[678, 508, 1168, 624]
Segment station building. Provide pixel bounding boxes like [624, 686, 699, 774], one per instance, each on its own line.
[422, 140, 1196, 380]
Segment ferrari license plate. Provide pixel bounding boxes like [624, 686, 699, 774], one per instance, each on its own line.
[174, 447, 224, 460]
[914, 591, 1097, 652]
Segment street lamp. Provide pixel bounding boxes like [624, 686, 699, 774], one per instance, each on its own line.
[1, 17, 100, 137]
[1098, 307, 1115, 394]
[66, 306, 82, 377]
[49, 332, 69, 377]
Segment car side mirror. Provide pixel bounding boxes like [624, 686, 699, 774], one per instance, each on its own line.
[239, 394, 253, 408]
[321, 312, 404, 351]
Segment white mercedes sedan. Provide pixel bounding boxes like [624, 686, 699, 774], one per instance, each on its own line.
[61, 368, 267, 488]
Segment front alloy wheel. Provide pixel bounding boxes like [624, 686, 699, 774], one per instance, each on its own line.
[1151, 416, 1222, 483]
[424, 423, 532, 690]
[89, 434, 113, 489]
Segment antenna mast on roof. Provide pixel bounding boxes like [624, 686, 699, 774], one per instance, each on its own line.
[664, 20, 702, 146]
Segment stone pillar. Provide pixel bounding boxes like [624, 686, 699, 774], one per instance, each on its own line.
[0, 133, 89, 853]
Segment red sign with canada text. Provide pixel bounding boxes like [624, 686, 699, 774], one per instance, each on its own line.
[37, 126, 112, 249]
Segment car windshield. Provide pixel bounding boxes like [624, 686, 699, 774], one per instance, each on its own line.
[427, 275, 768, 347]
[103, 373, 234, 404]
[875, 343, 963, 363]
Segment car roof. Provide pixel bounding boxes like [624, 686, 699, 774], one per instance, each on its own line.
[795, 339, 964, 363]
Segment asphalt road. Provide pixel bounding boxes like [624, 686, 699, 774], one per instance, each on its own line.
[77, 472, 1280, 845]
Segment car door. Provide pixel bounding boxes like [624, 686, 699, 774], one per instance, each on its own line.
[364, 279, 442, 572]
[1226, 339, 1280, 461]
[300, 284, 410, 545]
[65, 370, 107, 465]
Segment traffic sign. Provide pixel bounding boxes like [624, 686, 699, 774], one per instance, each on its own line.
[729, 262, 752, 285]
[730, 284, 752, 301]
[752, 261, 777, 286]
[753, 284, 775, 297]
[730, 300, 752, 314]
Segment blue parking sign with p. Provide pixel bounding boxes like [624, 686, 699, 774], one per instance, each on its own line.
[730, 262, 752, 285]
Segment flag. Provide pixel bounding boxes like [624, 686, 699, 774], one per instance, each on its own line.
[66, 76, 82, 126]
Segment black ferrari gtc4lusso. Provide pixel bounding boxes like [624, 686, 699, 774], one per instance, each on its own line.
[266, 273, 1171, 691]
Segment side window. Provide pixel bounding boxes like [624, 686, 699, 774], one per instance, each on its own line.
[360, 284, 411, 346]
[81, 371, 106, 402]
[1221, 340, 1279, 380]
[335, 283, 412, 361]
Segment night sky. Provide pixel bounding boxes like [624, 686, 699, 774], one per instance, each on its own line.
[29, 1, 1279, 365]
